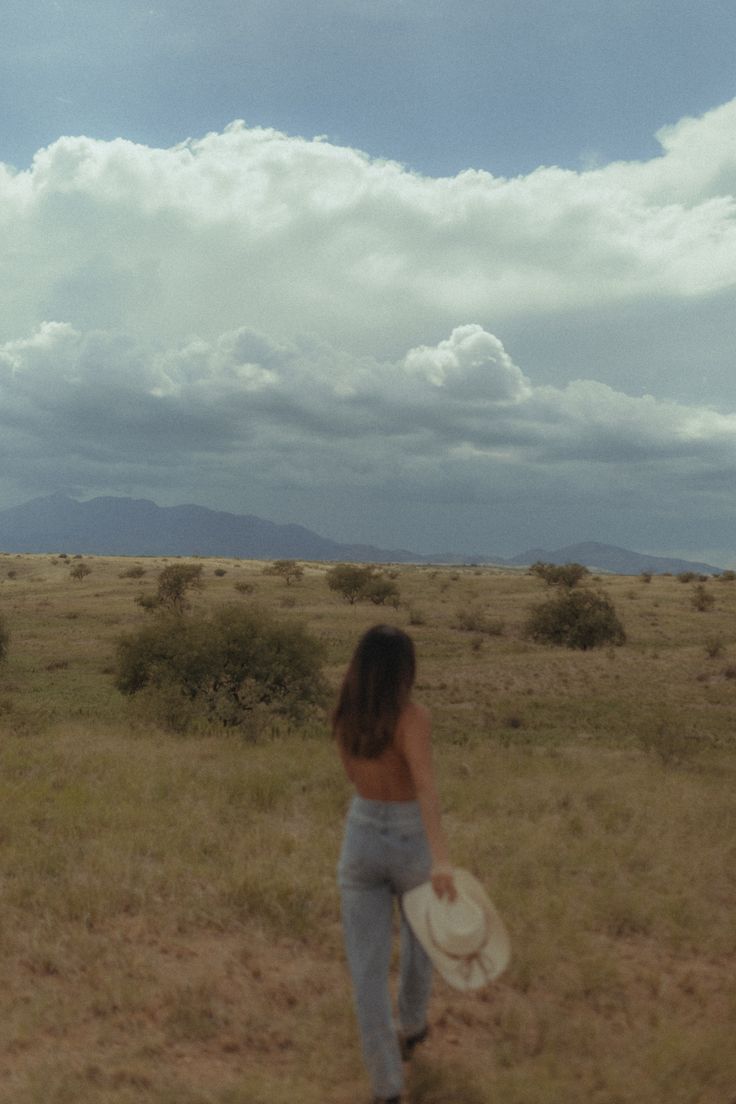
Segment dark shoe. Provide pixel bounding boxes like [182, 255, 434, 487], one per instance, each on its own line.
[399, 1024, 429, 1061]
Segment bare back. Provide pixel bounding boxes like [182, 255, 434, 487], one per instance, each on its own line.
[338, 701, 428, 801]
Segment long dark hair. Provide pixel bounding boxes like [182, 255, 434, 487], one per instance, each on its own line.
[333, 624, 416, 759]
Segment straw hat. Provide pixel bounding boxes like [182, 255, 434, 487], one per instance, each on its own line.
[402, 868, 510, 991]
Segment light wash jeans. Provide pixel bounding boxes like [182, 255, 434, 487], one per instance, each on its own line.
[338, 795, 433, 1100]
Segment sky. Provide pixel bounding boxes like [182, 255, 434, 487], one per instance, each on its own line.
[1, 0, 736, 564]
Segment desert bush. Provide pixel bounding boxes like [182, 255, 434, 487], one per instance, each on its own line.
[69, 562, 92, 581]
[530, 561, 589, 588]
[326, 564, 400, 607]
[525, 588, 626, 650]
[119, 564, 146, 579]
[267, 559, 304, 585]
[0, 616, 8, 663]
[114, 605, 326, 733]
[213, 567, 227, 577]
[157, 562, 204, 611]
[677, 571, 697, 583]
[137, 563, 204, 614]
[717, 570, 736, 582]
[691, 584, 715, 612]
[362, 576, 401, 607]
[640, 571, 652, 583]
[234, 580, 256, 594]
[326, 563, 374, 604]
[454, 605, 505, 635]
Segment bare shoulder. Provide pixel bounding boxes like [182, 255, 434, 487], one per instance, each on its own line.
[397, 700, 431, 743]
[404, 700, 430, 726]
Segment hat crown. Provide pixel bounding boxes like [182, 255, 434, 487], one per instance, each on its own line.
[429, 896, 486, 957]
[402, 867, 511, 991]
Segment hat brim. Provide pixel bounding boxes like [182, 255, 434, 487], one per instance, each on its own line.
[402, 868, 511, 991]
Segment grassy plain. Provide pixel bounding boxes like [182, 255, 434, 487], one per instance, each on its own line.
[0, 553, 734, 1104]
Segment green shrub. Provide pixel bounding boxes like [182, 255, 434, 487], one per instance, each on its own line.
[136, 563, 204, 613]
[267, 560, 304, 585]
[530, 561, 589, 588]
[677, 571, 697, 584]
[114, 606, 326, 733]
[326, 564, 374, 604]
[326, 564, 400, 606]
[156, 563, 204, 611]
[362, 576, 401, 607]
[525, 588, 626, 650]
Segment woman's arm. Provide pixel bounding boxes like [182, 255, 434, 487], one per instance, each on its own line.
[401, 704, 457, 900]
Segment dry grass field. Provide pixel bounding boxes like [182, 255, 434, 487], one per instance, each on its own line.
[0, 552, 734, 1104]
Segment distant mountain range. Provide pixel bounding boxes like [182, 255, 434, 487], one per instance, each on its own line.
[0, 495, 725, 575]
[501, 541, 724, 576]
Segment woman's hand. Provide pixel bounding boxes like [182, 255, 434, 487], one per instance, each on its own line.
[431, 864, 457, 901]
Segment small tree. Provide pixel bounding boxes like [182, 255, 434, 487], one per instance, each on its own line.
[525, 588, 626, 650]
[271, 560, 305, 586]
[69, 562, 92, 582]
[363, 576, 401, 608]
[530, 561, 589, 588]
[151, 563, 204, 613]
[326, 564, 374, 604]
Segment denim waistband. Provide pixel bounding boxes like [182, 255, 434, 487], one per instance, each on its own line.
[347, 794, 424, 830]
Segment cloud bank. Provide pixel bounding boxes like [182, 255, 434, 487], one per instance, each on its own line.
[2, 318, 736, 558]
[1, 99, 736, 558]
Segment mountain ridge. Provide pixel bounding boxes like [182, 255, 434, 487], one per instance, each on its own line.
[506, 540, 724, 577]
[0, 495, 725, 574]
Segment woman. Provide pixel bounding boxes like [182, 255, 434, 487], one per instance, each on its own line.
[334, 624, 456, 1104]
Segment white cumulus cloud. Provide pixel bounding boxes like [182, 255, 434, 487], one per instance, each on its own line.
[0, 100, 735, 358]
[2, 99, 736, 558]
